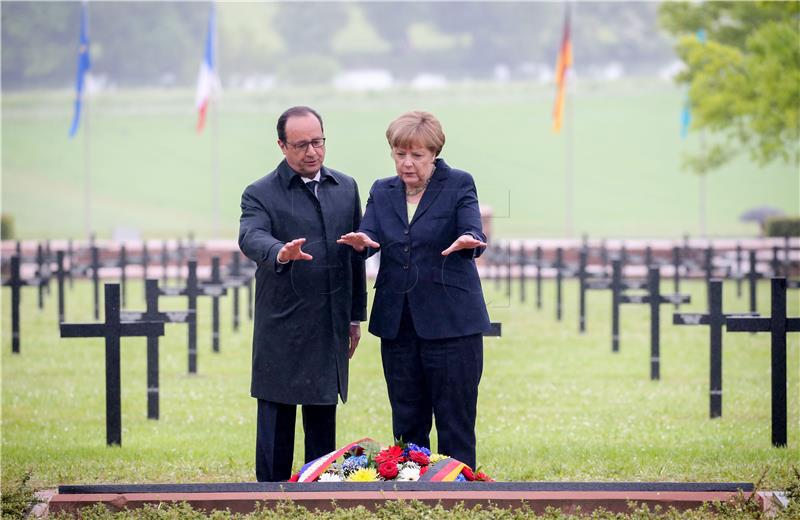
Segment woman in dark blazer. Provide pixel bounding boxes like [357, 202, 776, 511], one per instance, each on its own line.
[338, 111, 490, 470]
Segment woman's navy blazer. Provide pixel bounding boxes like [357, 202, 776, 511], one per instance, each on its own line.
[360, 158, 491, 340]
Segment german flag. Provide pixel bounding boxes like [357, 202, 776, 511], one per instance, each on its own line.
[552, 7, 572, 133]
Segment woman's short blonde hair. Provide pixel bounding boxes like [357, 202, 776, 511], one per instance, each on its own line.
[385, 111, 445, 156]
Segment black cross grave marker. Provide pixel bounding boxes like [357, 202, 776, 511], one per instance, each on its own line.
[618, 266, 691, 380]
[744, 249, 765, 314]
[56, 251, 67, 324]
[141, 241, 150, 300]
[599, 259, 648, 352]
[535, 245, 543, 309]
[201, 256, 228, 353]
[161, 241, 169, 286]
[224, 252, 252, 332]
[3, 256, 39, 354]
[726, 277, 799, 447]
[67, 239, 75, 289]
[673, 279, 758, 418]
[35, 243, 51, 311]
[60, 284, 164, 445]
[88, 246, 101, 320]
[158, 260, 226, 373]
[120, 279, 195, 419]
[159, 260, 199, 373]
[118, 245, 129, 307]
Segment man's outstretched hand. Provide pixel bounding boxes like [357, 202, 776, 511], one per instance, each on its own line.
[277, 238, 313, 263]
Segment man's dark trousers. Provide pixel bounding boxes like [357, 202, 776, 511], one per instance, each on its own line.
[256, 399, 336, 482]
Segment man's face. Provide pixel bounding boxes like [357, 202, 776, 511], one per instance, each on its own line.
[279, 114, 325, 177]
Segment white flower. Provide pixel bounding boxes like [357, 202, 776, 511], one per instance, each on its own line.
[397, 465, 420, 481]
[318, 472, 342, 482]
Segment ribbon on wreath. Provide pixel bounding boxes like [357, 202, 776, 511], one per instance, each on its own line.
[417, 457, 467, 482]
[296, 437, 375, 483]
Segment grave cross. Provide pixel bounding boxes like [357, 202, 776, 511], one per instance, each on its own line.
[158, 260, 200, 373]
[118, 245, 129, 307]
[746, 250, 763, 314]
[201, 256, 228, 352]
[618, 266, 690, 380]
[673, 280, 758, 418]
[159, 260, 227, 373]
[609, 259, 648, 353]
[60, 284, 165, 445]
[56, 251, 67, 324]
[223, 252, 251, 332]
[3, 256, 39, 354]
[35, 243, 51, 311]
[120, 279, 195, 420]
[141, 241, 150, 300]
[726, 277, 800, 448]
[609, 262, 691, 378]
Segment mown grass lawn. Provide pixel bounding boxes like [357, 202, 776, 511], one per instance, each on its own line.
[2, 276, 797, 491]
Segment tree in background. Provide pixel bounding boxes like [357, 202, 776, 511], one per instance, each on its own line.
[659, 1, 800, 174]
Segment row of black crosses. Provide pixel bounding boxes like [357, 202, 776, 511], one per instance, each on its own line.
[485, 239, 798, 327]
[3, 250, 256, 445]
[5, 245, 499, 446]
[57, 257, 249, 446]
[5, 237, 200, 297]
[484, 239, 799, 448]
[3, 247, 255, 354]
[673, 278, 798, 447]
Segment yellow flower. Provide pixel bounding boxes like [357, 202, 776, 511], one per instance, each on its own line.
[347, 468, 379, 482]
[429, 453, 447, 464]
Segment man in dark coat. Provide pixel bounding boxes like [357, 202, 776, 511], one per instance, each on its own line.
[238, 106, 367, 482]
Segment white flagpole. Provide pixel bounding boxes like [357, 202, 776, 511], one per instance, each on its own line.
[211, 2, 220, 239]
[564, 1, 575, 238]
[82, 3, 92, 240]
[565, 77, 574, 238]
[83, 93, 92, 240]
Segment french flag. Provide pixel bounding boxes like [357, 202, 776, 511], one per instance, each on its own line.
[195, 4, 219, 133]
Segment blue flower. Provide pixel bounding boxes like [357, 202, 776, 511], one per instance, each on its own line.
[455, 474, 467, 482]
[342, 455, 367, 472]
[407, 443, 431, 456]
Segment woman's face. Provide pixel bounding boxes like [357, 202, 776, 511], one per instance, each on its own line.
[392, 144, 436, 188]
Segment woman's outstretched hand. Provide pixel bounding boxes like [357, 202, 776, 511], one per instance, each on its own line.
[337, 232, 381, 252]
[441, 234, 487, 256]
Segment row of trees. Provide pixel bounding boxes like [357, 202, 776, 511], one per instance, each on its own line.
[2, 1, 673, 89]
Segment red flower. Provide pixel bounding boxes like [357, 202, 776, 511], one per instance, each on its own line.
[288, 473, 300, 482]
[419, 465, 428, 476]
[378, 461, 399, 479]
[475, 472, 493, 482]
[408, 450, 429, 466]
[375, 445, 405, 464]
[461, 466, 476, 481]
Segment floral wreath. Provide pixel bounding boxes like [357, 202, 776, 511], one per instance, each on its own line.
[288, 438, 493, 483]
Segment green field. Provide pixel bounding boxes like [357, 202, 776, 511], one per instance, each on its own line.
[2, 277, 798, 491]
[2, 80, 797, 240]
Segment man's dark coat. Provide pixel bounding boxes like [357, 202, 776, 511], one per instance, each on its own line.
[239, 160, 367, 405]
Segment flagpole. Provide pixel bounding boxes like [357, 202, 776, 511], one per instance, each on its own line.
[565, 82, 574, 238]
[209, 2, 220, 239]
[83, 88, 92, 239]
[699, 132, 707, 239]
[211, 71, 220, 238]
[81, 1, 92, 240]
[563, 2, 574, 238]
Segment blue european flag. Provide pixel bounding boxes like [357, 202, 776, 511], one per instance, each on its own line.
[69, 2, 91, 138]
